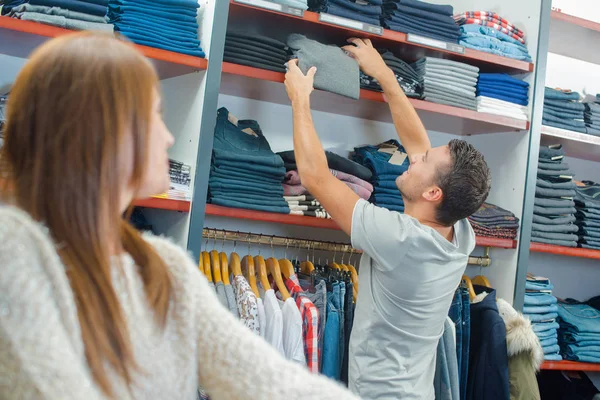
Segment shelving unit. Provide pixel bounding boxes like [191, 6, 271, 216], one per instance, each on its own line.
[530, 242, 600, 260]
[541, 360, 600, 372]
[551, 10, 600, 33]
[133, 198, 191, 212]
[540, 125, 600, 162]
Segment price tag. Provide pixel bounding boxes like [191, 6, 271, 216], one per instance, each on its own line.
[234, 0, 304, 17]
[319, 13, 383, 35]
[406, 33, 464, 54]
[388, 150, 408, 166]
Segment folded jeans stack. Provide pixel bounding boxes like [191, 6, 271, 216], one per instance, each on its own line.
[583, 99, 600, 136]
[453, 12, 532, 62]
[3, 0, 111, 32]
[107, 0, 205, 58]
[532, 145, 578, 247]
[224, 31, 289, 73]
[557, 302, 600, 363]
[308, 0, 382, 27]
[352, 139, 408, 213]
[476, 73, 530, 115]
[543, 87, 587, 134]
[360, 50, 422, 98]
[468, 202, 519, 239]
[208, 107, 289, 214]
[524, 275, 561, 361]
[282, 195, 330, 218]
[574, 181, 600, 250]
[381, 0, 459, 43]
[152, 159, 192, 201]
[413, 57, 479, 111]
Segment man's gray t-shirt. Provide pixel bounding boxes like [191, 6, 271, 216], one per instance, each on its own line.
[348, 199, 476, 400]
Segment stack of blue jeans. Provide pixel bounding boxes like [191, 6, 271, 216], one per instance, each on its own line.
[583, 100, 600, 136]
[352, 139, 408, 213]
[360, 50, 422, 98]
[413, 57, 479, 111]
[476, 72, 529, 107]
[224, 31, 289, 73]
[543, 87, 587, 134]
[524, 276, 561, 361]
[574, 181, 600, 250]
[107, 0, 205, 58]
[532, 145, 578, 247]
[308, 0, 382, 27]
[557, 302, 600, 363]
[456, 24, 532, 62]
[208, 107, 288, 214]
[381, 0, 459, 43]
[448, 286, 470, 400]
[468, 202, 519, 239]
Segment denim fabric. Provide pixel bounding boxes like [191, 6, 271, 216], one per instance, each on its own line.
[543, 344, 561, 355]
[434, 318, 460, 400]
[116, 18, 198, 40]
[537, 178, 575, 189]
[533, 321, 560, 333]
[280, 150, 372, 181]
[542, 113, 586, 128]
[537, 160, 571, 171]
[543, 353, 562, 361]
[384, 0, 453, 15]
[560, 330, 600, 343]
[544, 107, 583, 120]
[210, 193, 288, 207]
[110, 6, 197, 22]
[325, 3, 381, 25]
[224, 45, 287, 65]
[338, 282, 346, 377]
[213, 158, 286, 177]
[110, 12, 198, 30]
[525, 293, 557, 307]
[478, 73, 528, 87]
[29, 0, 107, 16]
[214, 149, 285, 171]
[544, 87, 580, 101]
[322, 283, 341, 379]
[563, 352, 600, 363]
[211, 166, 283, 184]
[578, 219, 600, 229]
[460, 23, 527, 47]
[460, 35, 532, 62]
[209, 179, 284, 196]
[329, 0, 381, 15]
[210, 197, 290, 214]
[523, 304, 559, 315]
[477, 83, 528, 97]
[382, 20, 459, 43]
[575, 181, 600, 205]
[448, 290, 462, 375]
[531, 223, 578, 234]
[531, 237, 577, 247]
[539, 145, 565, 159]
[228, 30, 287, 50]
[544, 99, 586, 111]
[116, 25, 199, 46]
[540, 337, 559, 347]
[360, 151, 409, 176]
[526, 312, 559, 323]
[110, 0, 197, 16]
[535, 186, 576, 198]
[531, 231, 578, 241]
[525, 278, 553, 291]
[536, 329, 558, 340]
[534, 197, 575, 208]
[576, 210, 600, 220]
[384, 4, 455, 25]
[386, 12, 459, 36]
[115, 34, 205, 57]
[460, 288, 470, 400]
[533, 205, 576, 216]
[341, 281, 354, 383]
[371, 194, 404, 205]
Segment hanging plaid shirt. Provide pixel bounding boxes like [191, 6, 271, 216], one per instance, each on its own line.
[285, 275, 320, 373]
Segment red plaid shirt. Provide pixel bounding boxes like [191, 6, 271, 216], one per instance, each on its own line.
[286, 275, 320, 373]
[454, 12, 526, 43]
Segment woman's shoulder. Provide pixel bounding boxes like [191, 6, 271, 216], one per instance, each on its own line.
[0, 205, 54, 252]
[141, 232, 202, 284]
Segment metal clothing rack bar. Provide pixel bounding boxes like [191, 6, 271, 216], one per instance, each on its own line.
[203, 228, 492, 267]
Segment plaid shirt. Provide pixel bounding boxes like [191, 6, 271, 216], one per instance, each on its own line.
[286, 275, 320, 373]
[454, 12, 526, 43]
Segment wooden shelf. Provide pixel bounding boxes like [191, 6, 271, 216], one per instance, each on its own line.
[220, 62, 530, 135]
[551, 10, 600, 32]
[205, 204, 517, 248]
[541, 360, 600, 371]
[530, 243, 600, 260]
[228, 1, 533, 73]
[133, 197, 191, 212]
[540, 125, 600, 162]
[0, 17, 208, 79]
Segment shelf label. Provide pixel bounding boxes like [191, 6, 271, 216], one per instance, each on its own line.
[319, 13, 383, 35]
[234, 0, 304, 17]
[406, 33, 464, 54]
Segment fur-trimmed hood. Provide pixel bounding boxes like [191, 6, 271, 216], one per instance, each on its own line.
[497, 298, 544, 371]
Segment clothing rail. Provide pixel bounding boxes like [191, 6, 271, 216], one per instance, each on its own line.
[202, 228, 492, 266]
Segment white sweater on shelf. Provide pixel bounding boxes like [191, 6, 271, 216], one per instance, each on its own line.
[0, 205, 359, 400]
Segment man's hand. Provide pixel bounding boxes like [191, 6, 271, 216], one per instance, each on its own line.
[285, 59, 317, 104]
[342, 38, 392, 81]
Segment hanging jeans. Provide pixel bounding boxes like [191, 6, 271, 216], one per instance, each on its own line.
[322, 283, 342, 379]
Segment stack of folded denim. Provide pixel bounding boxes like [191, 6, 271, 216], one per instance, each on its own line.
[453, 11, 532, 62]
[468, 202, 519, 239]
[208, 107, 289, 214]
[532, 145, 578, 247]
[282, 195, 330, 218]
[524, 275, 561, 361]
[381, 0, 459, 43]
[283, 169, 373, 201]
[574, 181, 600, 250]
[476, 73, 529, 116]
[543, 87, 586, 133]
[224, 31, 289, 73]
[156, 159, 191, 201]
[583, 98, 600, 136]
[351, 139, 408, 213]
[278, 150, 372, 180]
[3, 0, 111, 31]
[308, 0, 382, 27]
[107, 0, 205, 58]
[413, 57, 479, 110]
[360, 50, 421, 98]
[557, 301, 600, 363]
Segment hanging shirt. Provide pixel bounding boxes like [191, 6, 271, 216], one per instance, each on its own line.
[214, 281, 229, 310]
[263, 289, 285, 356]
[232, 275, 260, 335]
[257, 298, 266, 338]
[224, 283, 240, 318]
[279, 297, 305, 365]
[349, 199, 476, 400]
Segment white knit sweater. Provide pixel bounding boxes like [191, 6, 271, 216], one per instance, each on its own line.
[0, 206, 360, 400]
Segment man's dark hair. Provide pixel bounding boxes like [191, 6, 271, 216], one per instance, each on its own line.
[436, 139, 491, 227]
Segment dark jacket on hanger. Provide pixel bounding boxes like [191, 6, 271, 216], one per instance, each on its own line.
[467, 285, 510, 400]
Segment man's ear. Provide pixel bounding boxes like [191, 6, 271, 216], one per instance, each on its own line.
[422, 186, 443, 202]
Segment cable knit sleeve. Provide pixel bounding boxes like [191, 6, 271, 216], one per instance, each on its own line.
[146, 236, 361, 400]
[0, 208, 104, 399]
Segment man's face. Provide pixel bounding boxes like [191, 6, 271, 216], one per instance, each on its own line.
[396, 145, 452, 201]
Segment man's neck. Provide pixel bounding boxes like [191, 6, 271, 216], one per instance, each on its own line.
[404, 203, 455, 242]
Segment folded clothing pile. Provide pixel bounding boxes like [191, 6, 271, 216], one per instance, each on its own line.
[352, 139, 408, 213]
[360, 50, 422, 98]
[381, 0, 459, 43]
[208, 107, 288, 214]
[224, 31, 289, 73]
[153, 159, 192, 201]
[574, 180, 600, 251]
[558, 301, 600, 364]
[287, 34, 359, 99]
[543, 87, 586, 133]
[308, 0, 382, 27]
[3, 0, 111, 32]
[475, 73, 529, 120]
[413, 57, 479, 111]
[583, 96, 600, 136]
[454, 12, 532, 62]
[523, 274, 561, 361]
[107, 0, 205, 58]
[532, 145, 578, 248]
[468, 202, 519, 239]
[282, 195, 329, 218]
[271, 0, 307, 11]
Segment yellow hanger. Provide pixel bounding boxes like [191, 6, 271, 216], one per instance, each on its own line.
[210, 250, 222, 283]
[202, 251, 212, 283]
[300, 260, 315, 274]
[279, 258, 295, 280]
[347, 264, 359, 300]
[242, 255, 260, 298]
[267, 258, 291, 301]
[230, 252, 242, 277]
[220, 252, 230, 285]
[462, 275, 476, 301]
[472, 275, 491, 288]
[329, 262, 341, 270]
[254, 255, 271, 294]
